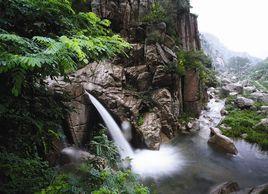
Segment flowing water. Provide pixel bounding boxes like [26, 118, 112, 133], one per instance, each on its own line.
[87, 92, 184, 177]
[87, 92, 268, 193]
[156, 98, 268, 194]
[86, 92, 134, 159]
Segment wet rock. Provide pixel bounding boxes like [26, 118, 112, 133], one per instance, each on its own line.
[220, 108, 228, 116]
[60, 147, 95, 165]
[210, 127, 222, 135]
[139, 112, 161, 150]
[235, 96, 254, 109]
[208, 128, 238, 155]
[210, 181, 239, 194]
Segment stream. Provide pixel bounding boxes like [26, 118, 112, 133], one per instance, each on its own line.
[88, 89, 268, 194]
[154, 97, 268, 194]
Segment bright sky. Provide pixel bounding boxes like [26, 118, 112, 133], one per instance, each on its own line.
[191, 0, 268, 59]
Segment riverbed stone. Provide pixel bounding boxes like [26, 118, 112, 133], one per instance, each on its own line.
[250, 92, 268, 103]
[235, 96, 254, 109]
[208, 128, 238, 155]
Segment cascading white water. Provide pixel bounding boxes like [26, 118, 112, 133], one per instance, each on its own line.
[87, 91, 185, 178]
[86, 92, 134, 159]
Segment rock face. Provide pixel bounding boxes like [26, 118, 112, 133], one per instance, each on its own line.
[183, 69, 203, 116]
[208, 128, 238, 155]
[235, 96, 254, 109]
[139, 112, 161, 150]
[210, 181, 239, 194]
[49, 1, 207, 149]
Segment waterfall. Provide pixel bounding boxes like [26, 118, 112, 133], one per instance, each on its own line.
[85, 92, 134, 159]
[86, 91, 184, 178]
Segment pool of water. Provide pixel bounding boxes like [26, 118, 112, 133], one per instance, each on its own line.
[149, 99, 268, 194]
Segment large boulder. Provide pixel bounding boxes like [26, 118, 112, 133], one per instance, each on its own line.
[221, 83, 243, 97]
[250, 92, 268, 103]
[210, 181, 239, 194]
[235, 96, 254, 109]
[208, 128, 238, 155]
[138, 112, 162, 150]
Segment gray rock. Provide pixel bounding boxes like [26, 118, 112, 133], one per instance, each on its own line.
[208, 128, 238, 155]
[139, 112, 161, 150]
[244, 86, 257, 93]
[235, 96, 254, 109]
[250, 92, 268, 103]
[220, 108, 229, 116]
[221, 83, 243, 97]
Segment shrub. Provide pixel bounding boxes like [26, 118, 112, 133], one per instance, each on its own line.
[0, 0, 130, 156]
[0, 152, 55, 194]
[89, 131, 118, 166]
[221, 107, 268, 150]
[142, 2, 166, 24]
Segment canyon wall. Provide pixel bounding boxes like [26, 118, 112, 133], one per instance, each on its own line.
[50, 0, 207, 149]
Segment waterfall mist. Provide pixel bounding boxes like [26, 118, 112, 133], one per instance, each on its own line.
[86, 91, 185, 178]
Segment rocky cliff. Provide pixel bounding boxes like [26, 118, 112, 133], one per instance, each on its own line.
[50, 0, 208, 150]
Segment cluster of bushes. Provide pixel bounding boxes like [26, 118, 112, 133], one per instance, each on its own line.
[0, 0, 130, 155]
[164, 50, 217, 87]
[0, 131, 149, 193]
[220, 96, 268, 150]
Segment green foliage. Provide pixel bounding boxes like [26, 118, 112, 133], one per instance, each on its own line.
[0, 86, 70, 156]
[0, 152, 55, 194]
[137, 115, 145, 126]
[163, 50, 217, 86]
[0, 0, 130, 156]
[142, 2, 166, 24]
[0, 0, 130, 96]
[221, 99, 268, 150]
[246, 58, 268, 91]
[90, 130, 118, 166]
[39, 163, 149, 194]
